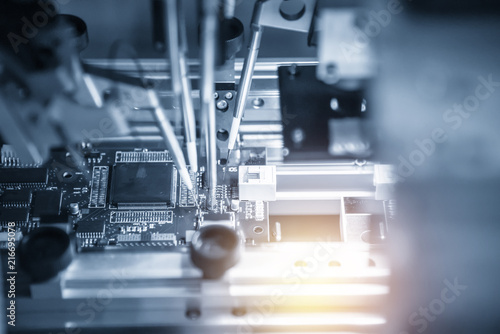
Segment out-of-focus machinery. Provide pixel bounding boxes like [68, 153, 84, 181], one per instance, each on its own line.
[0, 0, 499, 333]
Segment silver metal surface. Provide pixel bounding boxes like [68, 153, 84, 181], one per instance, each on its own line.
[274, 222, 282, 241]
[16, 243, 389, 333]
[80, 58, 319, 165]
[257, 0, 316, 33]
[77, 58, 320, 164]
[224, 0, 236, 18]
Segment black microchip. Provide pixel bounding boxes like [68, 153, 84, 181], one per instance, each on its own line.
[32, 190, 62, 218]
[0, 208, 29, 222]
[76, 219, 105, 234]
[0, 168, 48, 184]
[110, 163, 174, 206]
[0, 190, 32, 206]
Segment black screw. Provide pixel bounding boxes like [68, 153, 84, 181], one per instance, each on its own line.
[186, 308, 201, 320]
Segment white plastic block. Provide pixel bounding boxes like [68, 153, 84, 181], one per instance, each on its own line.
[238, 165, 276, 201]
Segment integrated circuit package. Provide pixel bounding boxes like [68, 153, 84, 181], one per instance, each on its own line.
[110, 163, 177, 208]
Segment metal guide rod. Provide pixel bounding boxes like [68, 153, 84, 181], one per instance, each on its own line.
[200, 0, 219, 209]
[166, 0, 198, 172]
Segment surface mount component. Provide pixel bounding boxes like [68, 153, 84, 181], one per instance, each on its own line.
[110, 210, 173, 224]
[115, 150, 171, 163]
[76, 219, 106, 239]
[0, 208, 29, 223]
[32, 190, 64, 222]
[0, 189, 32, 207]
[0, 168, 48, 186]
[110, 163, 176, 208]
[89, 166, 109, 208]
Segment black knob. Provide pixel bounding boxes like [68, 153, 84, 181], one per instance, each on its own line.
[279, 0, 306, 21]
[190, 225, 242, 279]
[19, 227, 74, 283]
